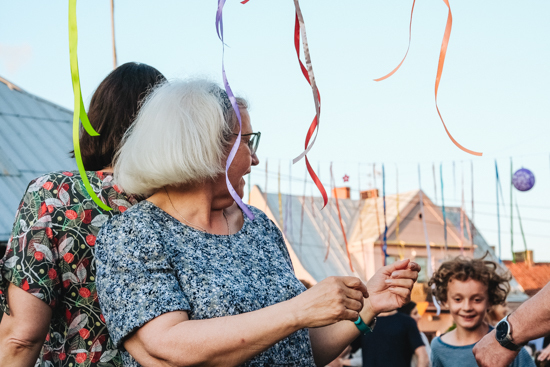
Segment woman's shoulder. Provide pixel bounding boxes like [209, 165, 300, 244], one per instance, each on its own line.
[102, 200, 162, 230]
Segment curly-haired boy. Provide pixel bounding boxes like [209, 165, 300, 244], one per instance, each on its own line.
[428, 256, 534, 367]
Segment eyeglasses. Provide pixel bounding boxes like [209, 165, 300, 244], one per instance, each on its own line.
[233, 132, 261, 155]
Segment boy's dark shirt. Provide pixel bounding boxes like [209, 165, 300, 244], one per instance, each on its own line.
[356, 312, 424, 367]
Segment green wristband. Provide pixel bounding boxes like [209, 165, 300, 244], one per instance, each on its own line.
[354, 316, 374, 334]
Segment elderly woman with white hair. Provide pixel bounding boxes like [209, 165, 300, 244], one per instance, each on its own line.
[95, 79, 421, 367]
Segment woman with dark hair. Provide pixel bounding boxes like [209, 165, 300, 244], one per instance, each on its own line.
[0, 62, 165, 367]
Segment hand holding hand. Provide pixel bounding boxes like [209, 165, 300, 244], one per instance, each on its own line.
[365, 259, 420, 315]
[292, 276, 368, 328]
[473, 329, 519, 367]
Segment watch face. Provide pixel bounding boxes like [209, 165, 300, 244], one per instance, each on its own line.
[496, 321, 509, 340]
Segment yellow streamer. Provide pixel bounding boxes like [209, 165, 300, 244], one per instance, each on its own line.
[69, 0, 112, 211]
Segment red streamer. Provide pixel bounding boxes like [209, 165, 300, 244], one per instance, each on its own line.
[293, 6, 328, 208]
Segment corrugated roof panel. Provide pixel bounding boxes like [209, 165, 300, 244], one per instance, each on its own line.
[0, 79, 75, 242]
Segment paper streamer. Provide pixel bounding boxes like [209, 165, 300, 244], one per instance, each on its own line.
[291, 1, 328, 208]
[373, 164, 382, 239]
[299, 167, 307, 250]
[375, 0, 481, 156]
[432, 163, 438, 205]
[69, 0, 112, 212]
[382, 164, 388, 265]
[358, 164, 367, 275]
[264, 160, 268, 212]
[286, 161, 293, 239]
[470, 161, 475, 254]
[460, 171, 465, 255]
[418, 165, 441, 315]
[510, 158, 515, 262]
[278, 162, 284, 232]
[440, 164, 448, 252]
[495, 160, 502, 261]
[435, 0, 482, 156]
[396, 165, 404, 260]
[216, 0, 255, 220]
[374, 0, 417, 81]
[331, 163, 353, 271]
[515, 200, 528, 254]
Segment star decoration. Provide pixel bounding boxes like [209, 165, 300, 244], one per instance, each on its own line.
[343, 174, 350, 182]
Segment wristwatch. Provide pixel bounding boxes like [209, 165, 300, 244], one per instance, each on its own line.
[354, 316, 376, 334]
[495, 315, 523, 351]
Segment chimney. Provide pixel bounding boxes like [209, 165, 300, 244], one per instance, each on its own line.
[514, 250, 534, 266]
[332, 187, 351, 199]
[360, 189, 379, 200]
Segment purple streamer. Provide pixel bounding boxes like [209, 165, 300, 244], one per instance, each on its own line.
[216, 0, 254, 220]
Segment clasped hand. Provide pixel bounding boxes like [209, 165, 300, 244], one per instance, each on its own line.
[294, 259, 420, 328]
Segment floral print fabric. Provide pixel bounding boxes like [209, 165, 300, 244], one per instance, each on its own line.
[0, 171, 137, 367]
[96, 201, 315, 367]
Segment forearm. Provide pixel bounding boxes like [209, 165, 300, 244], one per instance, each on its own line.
[138, 299, 304, 367]
[309, 300, 375, 366]
[415, 346, 430, 367]
[509, 282, 550, 344]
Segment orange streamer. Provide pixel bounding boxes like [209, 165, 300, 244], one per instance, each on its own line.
[436, 0, 482, 156]
[374, 0, 416, 82]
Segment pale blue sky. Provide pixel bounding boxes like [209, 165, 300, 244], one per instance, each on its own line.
[1, 1, 550, 261]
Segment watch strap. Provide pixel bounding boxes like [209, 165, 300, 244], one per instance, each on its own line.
[354, 316, 375, 334]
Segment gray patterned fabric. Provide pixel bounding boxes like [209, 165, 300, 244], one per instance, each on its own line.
[95, 201, 315, 366]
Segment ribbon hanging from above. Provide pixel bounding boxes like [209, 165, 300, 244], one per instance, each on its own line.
[331, 163, 353, 272]
[299, 166, 307, 250]
[375, 0, 482, 156]
[382, 164, 388, 265]
[470, 161, 475, 254]
[216, 0, 254, 220]
[510, 158, 515, 262]
[515, 200, 528, 255]
[440, 163, 448, 252]
[278, 162, 284, 233]
[68, 0, 111, 212]
[495, 160, 502, 261]
[460, 171, 465, 255]
[418, 165, 441, 315]
[396, 165, 404, 260]
[291, 0, 328, 209]
[373, 164, 382, 239]
[435, 0, 482, 156]
[374, 0, 417, 81]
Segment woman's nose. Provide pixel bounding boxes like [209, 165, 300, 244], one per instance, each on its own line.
[251, 152, 260, 166]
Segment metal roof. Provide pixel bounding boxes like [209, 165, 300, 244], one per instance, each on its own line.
[250, 186, 528, 302]
[0, 77, 75, 241]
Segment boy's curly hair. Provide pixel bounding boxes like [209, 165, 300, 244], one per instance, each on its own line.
[428, 255, 511, 306]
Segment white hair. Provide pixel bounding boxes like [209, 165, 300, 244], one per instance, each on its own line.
[114, 78, 247, 196]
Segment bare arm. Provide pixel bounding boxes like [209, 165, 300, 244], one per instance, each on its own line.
[125, 276, 365, 367]
[474, 281, 550, 366]
[415, 346, 429, 367]
[0, 283, 52, 367]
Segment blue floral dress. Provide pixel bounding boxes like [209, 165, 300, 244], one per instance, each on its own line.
[95, 201, 315, 367]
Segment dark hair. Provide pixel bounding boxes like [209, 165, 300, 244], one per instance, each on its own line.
[428, 256, 511, 306]
[72, 62, 165, 170]
[397, 301, 417, 316]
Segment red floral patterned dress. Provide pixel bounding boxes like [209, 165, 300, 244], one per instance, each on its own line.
[0, 171, 138, 367]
